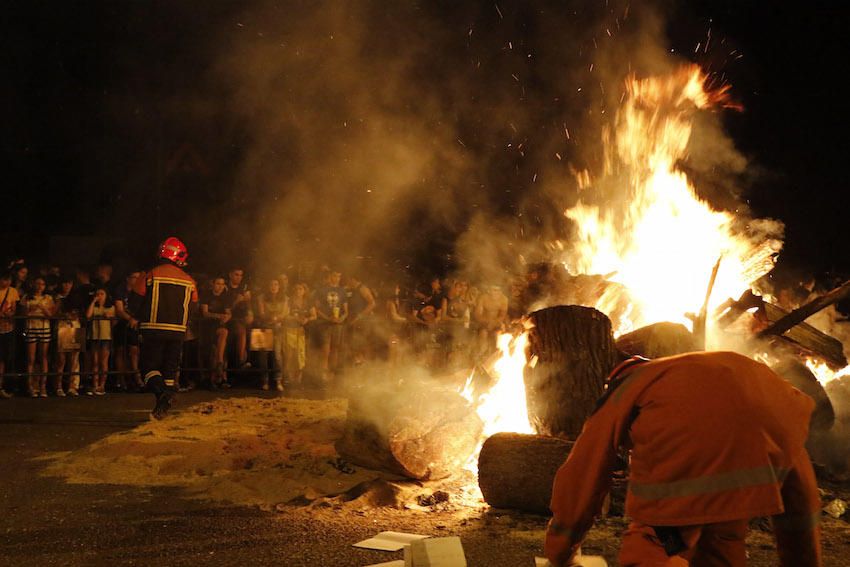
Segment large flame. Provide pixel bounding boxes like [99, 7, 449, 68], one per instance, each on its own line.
[476, 332, 534, 437]
[564, 65, 781, 337]
[460, 332, 533, 472]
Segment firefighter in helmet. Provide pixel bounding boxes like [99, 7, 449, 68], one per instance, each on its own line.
[130, 237, 198, 419]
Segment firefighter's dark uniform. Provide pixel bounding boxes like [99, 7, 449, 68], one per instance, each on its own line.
[132, 262, 198, 396]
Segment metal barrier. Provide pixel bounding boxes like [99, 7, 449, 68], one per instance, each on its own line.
[0, 314, 491, 392]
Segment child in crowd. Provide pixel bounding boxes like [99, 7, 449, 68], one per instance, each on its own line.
[23, 277, 54, 397]
[284, 282, 315, 387]
[54, 276, 81, 396]
[257, 277, 288, 391]
[86, 286, 114, 395]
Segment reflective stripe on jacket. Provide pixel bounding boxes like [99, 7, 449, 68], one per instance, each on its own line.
[133, 263, 198, 336]
[545, 351, 820, 566]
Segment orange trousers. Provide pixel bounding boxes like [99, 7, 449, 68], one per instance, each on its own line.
[619, 520, 748, 567]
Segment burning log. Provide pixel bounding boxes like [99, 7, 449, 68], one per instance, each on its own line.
[762, 303, 847, 369]
[525, 306, 620, 438]
[757, 279, 850, 342]
[335, 384, 483, 480]
[716, 291, 847, 369]
[615, 322, 698, 359]
[478, 432, 573, 514]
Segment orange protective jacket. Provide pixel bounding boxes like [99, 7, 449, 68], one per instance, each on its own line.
[545, 351, 822, 566]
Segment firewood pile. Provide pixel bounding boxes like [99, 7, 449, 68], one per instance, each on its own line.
[335, 268, 850, 513]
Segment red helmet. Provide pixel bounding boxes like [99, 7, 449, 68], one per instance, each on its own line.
[158, 237, 189, 267]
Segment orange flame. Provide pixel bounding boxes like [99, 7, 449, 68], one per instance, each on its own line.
[563, 65, 781, 337]
[805, 358, 848, 387]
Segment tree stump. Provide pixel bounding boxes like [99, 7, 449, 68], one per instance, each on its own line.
[478, 432, 574, 513]
[335, 382, 482, 480]
[525, 306, 620, 437]
[615, 322, 698, 359]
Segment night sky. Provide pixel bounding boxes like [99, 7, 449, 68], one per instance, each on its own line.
[6, 1, 850, 282]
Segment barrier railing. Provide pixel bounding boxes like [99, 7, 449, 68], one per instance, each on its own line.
[0, 314, 492, 390]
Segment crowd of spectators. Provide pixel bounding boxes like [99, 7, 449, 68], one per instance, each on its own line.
[0, 258, 523, 399]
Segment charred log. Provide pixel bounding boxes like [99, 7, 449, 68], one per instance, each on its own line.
[525, 306, 621, 438]
[477, 432, 627, 515]
[758, 279, 850, 341]
[478, 432, 573, 514]
[762, 303, 847, 370]
[616, 322, 699, 359]
[335, 385, 482, 480]
[716, 292, 847, 369]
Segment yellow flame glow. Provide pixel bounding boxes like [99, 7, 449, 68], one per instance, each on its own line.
[805, 358, 847, 387]
[460, 332, 533, 472]
[476, 332, 534, 437]
[564, 65, 780, 337]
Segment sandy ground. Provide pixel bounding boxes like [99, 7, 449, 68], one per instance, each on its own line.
[28, 393, 850, 566]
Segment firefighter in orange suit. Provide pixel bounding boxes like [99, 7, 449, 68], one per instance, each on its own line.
[131, 237, 198, 420]
[545, 351, 822, 567]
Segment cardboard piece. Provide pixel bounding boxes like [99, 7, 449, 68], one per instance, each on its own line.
[535, 556, 608, 567]
[353, 531, 430, 552]
[364, 561, 405, 567]
[406, 537, 466, 567]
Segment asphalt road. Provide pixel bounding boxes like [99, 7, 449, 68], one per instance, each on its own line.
[0, 389, 549, 567]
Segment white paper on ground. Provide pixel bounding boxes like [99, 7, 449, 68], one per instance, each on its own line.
[353, 531, 430, 552]
[535, 556, 608, 567]
[363, 561, 406, 567]
[408, 536, 466, 567]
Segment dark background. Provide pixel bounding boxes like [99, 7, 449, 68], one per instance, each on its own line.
[4, 1, 849, 282]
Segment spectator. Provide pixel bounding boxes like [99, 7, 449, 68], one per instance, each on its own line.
[441, 279, 473, 368]
[381, 282, 410, 368]
[415, 276, 444, 317]
[86, 286, 114, 396]
[114, 271, 143, 391]
[276, 272, 290, 297]
[200, 276, 233, 388]
[54, 276, 81, 396]
[71, 267, 96, 314]
[94, 262, 113, 289]
[0, 271, 20, 398]
[507, 278, 526, 321]
[23, 276, 55, 397]
[314, 270, 348, 382]
[345, 274, 377, 366]
[226, 267, 253, 369]
[257, 277, 288, 391]
[474, 284, 509, 359]
[283, 282, 314, 388]
[12, 263, 28, 295]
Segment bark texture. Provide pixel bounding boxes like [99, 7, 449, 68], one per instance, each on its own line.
[615, 322, 699, 359]
[525, 306, 620, 438]
[335, 386, 482, 480]
[477, 432, 574, 514]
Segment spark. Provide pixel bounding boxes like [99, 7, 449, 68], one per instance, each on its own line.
[495, 3, 503, 19]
